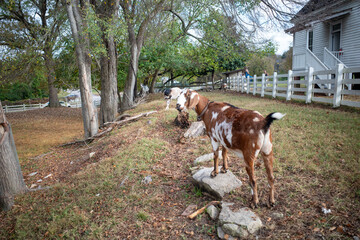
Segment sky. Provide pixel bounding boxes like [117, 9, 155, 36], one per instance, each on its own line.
[270, 30, 293, 55]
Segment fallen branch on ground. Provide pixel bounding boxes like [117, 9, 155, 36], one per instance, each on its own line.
[60, 110, 157, 147]
[188, 201, 220, 220]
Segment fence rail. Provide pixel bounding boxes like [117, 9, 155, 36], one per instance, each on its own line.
[225, 63, 360, 108]
[2, 100, 101, 113]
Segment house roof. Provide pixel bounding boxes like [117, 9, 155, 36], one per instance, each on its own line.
[286, 0, 350, 33]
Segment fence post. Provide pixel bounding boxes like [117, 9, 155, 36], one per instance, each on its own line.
[261, 74, 265, 97]
[237, 75, 240, 92]
[272, 72, 277, 98]
[5, 105, 8, 113]
[333, 63, 344, 107]
[286, 70, 293, 101]
[305, 67, 314, 103]
[253, 75, 257, 95]
[241, 76, 245, 93]
[246, 76, 250, 94]
[23, 104, 25, 111]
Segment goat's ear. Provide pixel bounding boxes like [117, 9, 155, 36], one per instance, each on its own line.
[186, 91, 199, 109]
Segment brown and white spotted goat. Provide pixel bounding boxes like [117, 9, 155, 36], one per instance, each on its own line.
[176, 89, 285, 207]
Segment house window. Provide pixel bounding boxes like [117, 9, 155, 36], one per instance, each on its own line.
[331, 23, 341, 51]
[308, 30, 313, 52]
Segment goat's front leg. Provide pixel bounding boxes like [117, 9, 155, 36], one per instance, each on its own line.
[245, 157, 259, 208]
[220, 147, 229, 173]
[165, 99, 170, 110]
[210, 139, 220, 178]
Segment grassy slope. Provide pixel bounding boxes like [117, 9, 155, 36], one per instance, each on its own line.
[1, 91, 359, 239]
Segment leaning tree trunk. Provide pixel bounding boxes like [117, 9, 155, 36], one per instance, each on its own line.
[44, 47, 60, 108]
[66, 0, 99, 138]
[121, 42, 140, 111]
[0, 102, 27, 211]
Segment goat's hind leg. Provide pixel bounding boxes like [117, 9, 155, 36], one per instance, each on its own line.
[262, 151, 276, 207]
[245, 155, 259, 208]
[220, 147, 229, 173]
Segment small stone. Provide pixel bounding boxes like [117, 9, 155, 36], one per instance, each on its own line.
[28, 172, 37, 177]
[181, 204, 197, 216]
[222, 223, 249, 238]
[141, 175, 152, 184]
[353, 236, 359, 240]
[194, 151, 222, 165]
[89, 152, 96, 158]
[206, 205, 219, 220]
[217, 226, 236, 240]
[271, 212, 284, 219]
[96, 193, 100, 197]
[219, 202, 263, 234]
[30, 184, 37, 189]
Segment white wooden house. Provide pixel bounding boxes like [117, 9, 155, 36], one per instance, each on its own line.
[286, 0, 360, 81]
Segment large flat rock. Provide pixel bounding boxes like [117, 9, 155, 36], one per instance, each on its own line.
[192, 167, 242, 199]
[184, 121, 205, 138]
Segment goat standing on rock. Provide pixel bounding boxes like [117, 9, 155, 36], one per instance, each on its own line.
[176, 89, 285, 207]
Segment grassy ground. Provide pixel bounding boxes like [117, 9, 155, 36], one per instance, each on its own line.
[1, 91, 359, 239]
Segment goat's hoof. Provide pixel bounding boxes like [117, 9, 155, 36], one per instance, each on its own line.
[250, 202, 258, 209]
[220, 168, 228, 173]
[210, 171, 218, 178]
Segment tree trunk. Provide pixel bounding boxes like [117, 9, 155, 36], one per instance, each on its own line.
[211, 70, 215, 90]
[149, 69, 160, 93]
[44, 47, 60, 108]
[65, 0, 99, 138]
[99, 36, 118, 126]
[0, 102, 27, 211]
[121, 42, 140, 110]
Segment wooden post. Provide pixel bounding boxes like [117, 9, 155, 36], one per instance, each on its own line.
[333, 63, 344, 107]
[237, 74, 240, 92]
[241, 76, 245, 93]
[306, 67, 314, 103]
[5, 106, 8, 113]
[261, 74, 265, 97]
[272, 72, 277, 98]
[0, 102, 28, 211]
[286, 70, 293, 101]
[23, 104, 25, 111]
[253, 75, 257, 95]
[246, 76, 250, 94]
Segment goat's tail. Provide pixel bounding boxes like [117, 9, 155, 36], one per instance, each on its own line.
[262, 112, 286, 133]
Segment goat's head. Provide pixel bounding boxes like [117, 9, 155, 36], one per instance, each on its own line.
[176, 89, 199, 112]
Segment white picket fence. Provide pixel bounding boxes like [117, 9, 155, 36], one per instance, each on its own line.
[2, 100, 101, 113]
[226, 63, 360, 108]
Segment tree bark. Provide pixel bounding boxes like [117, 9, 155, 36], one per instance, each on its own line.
[65, 0, 99, 138]
[149, 69, 160, 93]
[0, 102, 27, 211]
[91, 0, 119, 126]
[44, 47, 60, 107]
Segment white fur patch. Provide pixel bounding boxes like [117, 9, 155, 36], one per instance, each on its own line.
[170, 87, 181, 100]
[221, 106, 230, 111]
[261, 129, 272, 155]
[190, 92, 197, 99]
[211, 112, 219, 121]
[272, 112, 286, 120]
[253, 117, 260, 122]
[176, 91, 187, 110]
[210, 137, 220, 151]
[212, 120, 233, 147]
[253, 111, 263, 116]
[252, 143, 255, 148]
[249, 129, 254, 134]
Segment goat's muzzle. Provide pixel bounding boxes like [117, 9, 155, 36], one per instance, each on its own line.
[176, 104, 182, 112]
